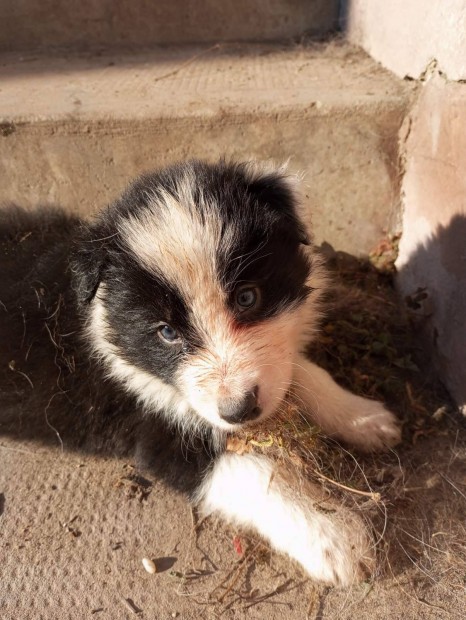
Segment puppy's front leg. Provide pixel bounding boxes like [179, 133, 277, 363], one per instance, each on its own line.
[292, 357, 401, 451]
[195, 452, 373, 586]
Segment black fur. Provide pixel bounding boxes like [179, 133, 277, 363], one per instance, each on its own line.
[0, 207, 211, 494]
[73, 160, 312, 318]
[102, 261, 201, 385]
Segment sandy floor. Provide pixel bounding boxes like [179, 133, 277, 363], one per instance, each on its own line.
[2, 419, 466, 620]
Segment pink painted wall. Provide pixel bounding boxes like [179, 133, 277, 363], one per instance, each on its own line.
[345, 0, 466, 80]
[396, 76, 466, 411]
[344, 0, 466, 411]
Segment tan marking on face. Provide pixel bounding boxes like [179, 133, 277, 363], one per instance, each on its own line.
[176, 305, 306, 429]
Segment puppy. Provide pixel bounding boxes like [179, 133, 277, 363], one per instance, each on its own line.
[0, 160, 400, 586]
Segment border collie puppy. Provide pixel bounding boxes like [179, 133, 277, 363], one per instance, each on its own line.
[0, 160, 400, 586]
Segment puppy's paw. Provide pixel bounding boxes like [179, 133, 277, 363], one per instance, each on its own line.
[296, 511, 375, 587]
[338, 396, 401, 452]
[291, 360, 401, 453]
[198, 452, 376, 588]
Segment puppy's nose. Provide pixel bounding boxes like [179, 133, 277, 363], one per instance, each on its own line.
[218, 386, 262, 424]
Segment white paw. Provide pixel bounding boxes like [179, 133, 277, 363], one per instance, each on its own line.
[340, 396, 401, 452]
[197, 452, 376, 588]
[295, 510, 375, 587]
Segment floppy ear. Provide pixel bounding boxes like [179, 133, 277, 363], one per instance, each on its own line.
[70, 222, 110, 307]
[243, 162, 311, 246]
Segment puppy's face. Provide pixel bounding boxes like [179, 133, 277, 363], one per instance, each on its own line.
[74, 161, 322, 434]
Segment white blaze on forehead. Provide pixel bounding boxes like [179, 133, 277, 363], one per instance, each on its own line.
[120, 178, 236, 332]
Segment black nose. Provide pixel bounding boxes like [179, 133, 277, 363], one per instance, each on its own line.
[218, 386, 262, 424]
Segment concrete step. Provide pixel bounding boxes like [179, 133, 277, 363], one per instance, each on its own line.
[1, 0, 339, 52]
[0, 41, 414, 255]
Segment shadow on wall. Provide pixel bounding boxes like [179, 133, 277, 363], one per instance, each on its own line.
[338, 0, 350, 31]
[397, 213, 466, 414]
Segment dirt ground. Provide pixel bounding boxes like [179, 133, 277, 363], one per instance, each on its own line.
[1, 250, 466, 620]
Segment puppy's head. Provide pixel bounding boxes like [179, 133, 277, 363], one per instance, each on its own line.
[72, 160, 324, 435]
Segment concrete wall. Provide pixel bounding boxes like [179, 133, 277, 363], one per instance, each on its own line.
[0, 0, 339, 51]
[344, 0, 466, 411]
[344, 0, 466, 80]
[396, 75, 466, 413]
[0, 44, 411, 257]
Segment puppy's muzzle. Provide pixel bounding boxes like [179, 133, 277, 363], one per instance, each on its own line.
[218, 386, 262, 424]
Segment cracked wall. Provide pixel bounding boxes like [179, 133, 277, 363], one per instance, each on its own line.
[396, 74, 466, 413]
[344, 0, 466, 411]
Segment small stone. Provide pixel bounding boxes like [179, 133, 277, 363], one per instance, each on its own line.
[142, 557, 157, 574]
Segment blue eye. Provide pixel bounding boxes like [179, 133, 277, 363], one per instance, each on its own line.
[235, 286, 259, 311]
[157, 323, 180, 343]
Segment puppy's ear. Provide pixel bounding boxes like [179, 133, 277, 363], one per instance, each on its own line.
[70, 223, 110, 306]
[244, 163, 311, 246]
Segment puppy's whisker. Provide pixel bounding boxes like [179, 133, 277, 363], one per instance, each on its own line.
[230, 251, 274, 282]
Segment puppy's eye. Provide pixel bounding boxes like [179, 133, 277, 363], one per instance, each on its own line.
[235, 286, 260, 311]
[157, 323, 180, 344]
